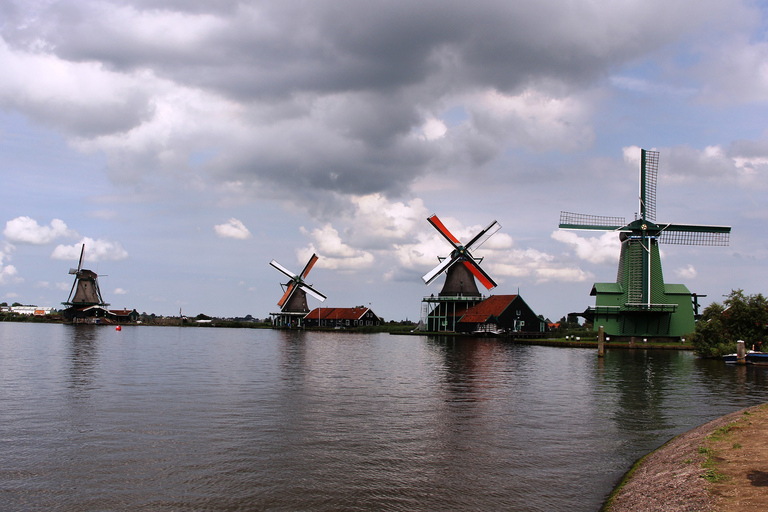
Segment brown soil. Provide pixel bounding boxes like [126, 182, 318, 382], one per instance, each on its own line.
[605, 403, 768, 512]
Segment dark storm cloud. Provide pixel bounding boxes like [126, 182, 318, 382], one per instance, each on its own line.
[4, 0, 725, 99]
[0, 0, 748, 206]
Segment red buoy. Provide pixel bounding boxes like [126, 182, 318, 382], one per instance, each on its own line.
[116, 325, 122, 331]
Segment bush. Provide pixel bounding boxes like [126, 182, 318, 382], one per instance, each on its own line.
[691, 290, 768, 358]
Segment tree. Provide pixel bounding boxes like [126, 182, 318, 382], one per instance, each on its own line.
[691, 289, 768, 358]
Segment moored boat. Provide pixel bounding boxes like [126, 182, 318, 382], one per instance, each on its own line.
[723, 350, 768, 364]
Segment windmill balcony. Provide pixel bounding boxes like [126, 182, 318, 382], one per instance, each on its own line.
[588, 304, 677, 315]
[422, 294, 488, 302]
[623, 303, 678, 312]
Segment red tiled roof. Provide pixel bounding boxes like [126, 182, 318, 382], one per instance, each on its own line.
[460, 313, 496, 323]
[459, 295, 518, 321]
[306, 307, 370, 321]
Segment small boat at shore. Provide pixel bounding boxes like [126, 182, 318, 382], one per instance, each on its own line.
[723, 351, 768, 364]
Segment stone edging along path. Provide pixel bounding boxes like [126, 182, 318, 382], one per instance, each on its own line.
[603, 403, 768, 512]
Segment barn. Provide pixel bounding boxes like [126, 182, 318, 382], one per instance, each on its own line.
[455, 295, 545, 335]
[304, 306, 381, 328]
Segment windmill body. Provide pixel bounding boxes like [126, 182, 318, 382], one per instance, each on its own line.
[559, 149, 730, 340]
[62, 244, 110, 320]
[269, 253, 326, 328]
[420, 214, 500, 332]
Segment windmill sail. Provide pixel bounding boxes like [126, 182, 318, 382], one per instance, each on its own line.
[422, 214, 500, 294]
[270, 253, 326, 313]
[640, 149, 658, 222]
[657, 224, 731, 245]
[559, 212, 627, 231]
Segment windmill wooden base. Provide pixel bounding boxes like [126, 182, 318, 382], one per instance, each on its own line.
[420, 294, 484, 332]
[269, 311, 308, 329]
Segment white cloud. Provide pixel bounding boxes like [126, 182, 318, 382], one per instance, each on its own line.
[469, 88, 596, 152]
[0, 243, 20, 286]
[214, 218, 252, 239]
[0, 264, 19, 286]
[346, 194, 429, 247]
[4, 217, 77, 244]
[675, 264, 697, 280]
[113, 288, 128, 295]
[298, 224, 374, 270]
[51, 237, 129, 262]
[551, 229, 621, 265]
[535, 267, 592, 283]
[418, 118, 448, 141]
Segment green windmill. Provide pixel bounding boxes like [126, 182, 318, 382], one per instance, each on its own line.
[559, 148, 731, 340]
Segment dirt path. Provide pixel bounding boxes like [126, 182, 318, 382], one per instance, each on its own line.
[605, 403, 768, 512]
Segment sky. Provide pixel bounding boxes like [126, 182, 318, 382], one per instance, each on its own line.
[1, 0, 767, 323]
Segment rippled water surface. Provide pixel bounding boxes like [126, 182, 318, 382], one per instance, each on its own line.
[3, 323, 768, 511]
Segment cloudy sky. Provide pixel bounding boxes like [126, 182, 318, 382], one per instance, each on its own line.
[1, 0, 766, 322]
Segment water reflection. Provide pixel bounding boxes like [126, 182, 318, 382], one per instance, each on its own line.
[65, 324, 101, 392]
[600, 350, 680, 434]
[4, 325, 768, 512]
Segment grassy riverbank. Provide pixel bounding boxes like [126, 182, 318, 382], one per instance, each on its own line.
[604, 404, 768, 512]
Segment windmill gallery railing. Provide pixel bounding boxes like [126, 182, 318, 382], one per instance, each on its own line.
[589, 303, 678, 315]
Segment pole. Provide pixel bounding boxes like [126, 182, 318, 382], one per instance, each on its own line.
[598, 325, 605, 358]
[737, 340, 746, 365]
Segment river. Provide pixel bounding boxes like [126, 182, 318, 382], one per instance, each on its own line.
[2, 323, 767, 511]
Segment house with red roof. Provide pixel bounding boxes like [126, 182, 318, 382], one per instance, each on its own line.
[304, 306, 381, 329]
[455, 295, 545, 335]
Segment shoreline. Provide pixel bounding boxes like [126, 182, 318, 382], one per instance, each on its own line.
[603, 403, 768, 512]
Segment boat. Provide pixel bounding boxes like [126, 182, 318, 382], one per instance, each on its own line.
[723, 350, 768, 364]
[747, 352, 768, 365]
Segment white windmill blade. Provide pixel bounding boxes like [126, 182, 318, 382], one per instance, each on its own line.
[300, 283, 327, 302]
[422, 256, 457, 285]
[465, 220, 501, 251]
[269, 259, 298, 279]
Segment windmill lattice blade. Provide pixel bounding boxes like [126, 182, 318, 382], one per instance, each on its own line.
[466, 220, 501, 250]
[641, 149, 659, 222]
[66, 277, 77, 303]
[658, 224, 731, 246]
[422, 256, 457, 285]
[77, 244, 85, 272]
[300, 253, 319, 279]
[559, 211, 627, 231]
[277, 283, 295, 307]
[300, 283, 327, 302]
[270, 260, 298, 279]
[427, 214, 461, 247]
[462, 260, 497, 290]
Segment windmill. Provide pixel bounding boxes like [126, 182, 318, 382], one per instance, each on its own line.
[269, 253, 326, 328]
[421, 214, 501, 331]
[559, 148, 731, 339]
[62, 244, 109, 319]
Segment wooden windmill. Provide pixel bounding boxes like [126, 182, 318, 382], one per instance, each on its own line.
[559, 148, 731, 340]
[269, 253, 326, 328]
[421, 214, 501, 331]
[62, 244, 109, 319]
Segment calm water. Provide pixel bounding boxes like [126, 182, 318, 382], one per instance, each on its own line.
[2, 323, 768, 511]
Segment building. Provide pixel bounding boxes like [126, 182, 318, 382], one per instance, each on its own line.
[8, 306, 55, 316]
[304, 306, 381, 328]
[454, 294, 546, 335]
[110, 309, 141, 323]
[66, 305, 116, 324]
